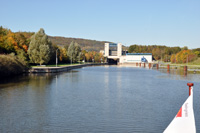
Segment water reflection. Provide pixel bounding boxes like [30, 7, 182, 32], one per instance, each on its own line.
[157, 68, 200, 82]
[0, 66, 200, 132]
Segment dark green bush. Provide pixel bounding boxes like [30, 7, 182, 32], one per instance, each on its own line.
[0, 54, 28, 78]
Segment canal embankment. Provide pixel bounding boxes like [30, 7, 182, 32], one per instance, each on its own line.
[118, 62, 200, 74]
[28, 63, 108, 73]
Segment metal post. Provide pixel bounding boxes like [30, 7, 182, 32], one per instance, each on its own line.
[56, 49, 58, 67]
[79, 52, 81, 64]
[184, 66, 187, 76]
[156, 64, 159, 69]
[149, 63, 151, 69]
[167, 64, 170, 71]
[71, 53, 72, 65]
[187, 83, 193, 96]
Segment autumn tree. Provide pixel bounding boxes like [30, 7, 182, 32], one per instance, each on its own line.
[152, 48, 161, 60]
[85, 52, 90, 62]
[58, 47, 68, 63]
[3, 30, 16, 53]
[14, 33, 29, 52]
[170, 54, 176, 63]
[0, 26, 8, 53]
[94, 52, 104, 63]
[28, 28, 52, 65]
[176, 50, 197, 63]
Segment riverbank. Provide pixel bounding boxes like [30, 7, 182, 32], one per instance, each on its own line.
[159, 63, 200, 73]
[29, 63, 108, 73]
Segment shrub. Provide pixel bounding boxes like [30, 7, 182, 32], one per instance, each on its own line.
[0, 54, 28, 78]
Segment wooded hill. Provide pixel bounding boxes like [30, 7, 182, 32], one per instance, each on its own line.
[48, 36, 110, 51]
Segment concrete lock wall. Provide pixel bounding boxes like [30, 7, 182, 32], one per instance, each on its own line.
[104, 42, 153, 64]
[28, 63, 108, 73]
[119, 56, 126, 63]
[104, 43, 109, 57]
[117, 43, 122, 56]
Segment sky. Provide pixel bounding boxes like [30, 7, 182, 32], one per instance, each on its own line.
[1, 0, 200, 49]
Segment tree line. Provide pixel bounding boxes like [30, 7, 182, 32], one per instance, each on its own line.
[0, 26, 104, 67]
[128, 44, 200, 63]
[1, 26, 199, 66]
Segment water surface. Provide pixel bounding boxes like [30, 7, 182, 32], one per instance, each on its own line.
[0, 66, 200, 133]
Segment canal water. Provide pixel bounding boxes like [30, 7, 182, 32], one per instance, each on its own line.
[0, 66, 200, 133]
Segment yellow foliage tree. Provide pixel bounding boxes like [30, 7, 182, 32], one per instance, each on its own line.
[176, 50, 197, 63]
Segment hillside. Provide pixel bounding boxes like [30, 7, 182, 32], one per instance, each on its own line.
[48, 36, 110, 51]
[14, 30, 111, 52]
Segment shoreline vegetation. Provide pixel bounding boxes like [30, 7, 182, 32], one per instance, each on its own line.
[1, 26, 200, 78]
[0, 54, 28, 78]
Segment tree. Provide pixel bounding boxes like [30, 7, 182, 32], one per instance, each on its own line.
[182, 46, 188, 50]
[58, 47, 68, 62]
[28, 28, 52, 65]
[64, 43, 69, 51]
[176, 50, 197, 63]
[170, 54, 176, 63]
[67, 41, 81, 63]
[16, 49, 28, 66]
[85, 53, 90, 62]
[152, 48, 161, 60]
[192, 48, 200, 57]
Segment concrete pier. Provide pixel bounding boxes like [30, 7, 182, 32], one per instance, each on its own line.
[29, 63, 108, 73]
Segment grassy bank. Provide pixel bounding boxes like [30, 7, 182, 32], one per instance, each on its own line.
[0, 54, 28, 78]
[160, 57, 200, 67]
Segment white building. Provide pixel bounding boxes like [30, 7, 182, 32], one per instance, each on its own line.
[104, 43, 152, 64]
[119, 53, 152, 64]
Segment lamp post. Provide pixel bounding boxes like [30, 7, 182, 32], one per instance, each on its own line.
[79, 52, 81, 64]
[84, 55, 85, 64]
[56, 49, 58, 67]
[71, 53, 72, 65]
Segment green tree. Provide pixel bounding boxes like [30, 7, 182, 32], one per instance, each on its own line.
[64, 43, 69, 51]
[16, 49, 28, 66]
[128, 44, 137, 53]
[192, 48, 200, 57]
[182, 46, 188, 50]
[67, 41, 81, 63]
[28, 28, 52, 65]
